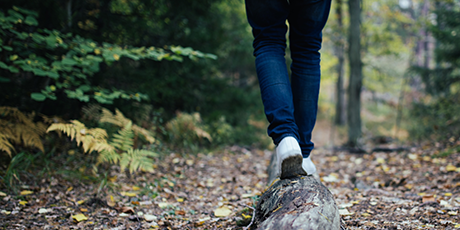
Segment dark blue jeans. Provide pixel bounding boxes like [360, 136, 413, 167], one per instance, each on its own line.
[245, 0, 331, 157]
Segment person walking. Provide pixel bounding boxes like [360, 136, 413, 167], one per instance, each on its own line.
[245, 0, 331, 179]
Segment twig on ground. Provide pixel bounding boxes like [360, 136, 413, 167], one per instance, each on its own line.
[243, 204, 256, 230]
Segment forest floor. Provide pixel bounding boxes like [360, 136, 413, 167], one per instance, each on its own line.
[1, 132, 460, 229]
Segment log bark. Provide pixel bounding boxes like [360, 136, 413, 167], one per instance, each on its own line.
[253, 153, 341, 230]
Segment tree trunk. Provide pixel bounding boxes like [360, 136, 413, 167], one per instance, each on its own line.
[253, 153, 341, 229]
[347, 0, 362, 147]
[334, 0, 346, 126]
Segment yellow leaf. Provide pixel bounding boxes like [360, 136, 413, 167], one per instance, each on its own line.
[0, 191, 7, 196]
[80, 208, 88, 212]
[455, 224, 460, 228]
[121, 192, 137, 197]
[19, 201, 28, 205]
[404, 184, 414, 190]
[214, 206, 232, 217]
[376, 158, 385, 164]
[108, 176, 117, 182]
[77, 200, 85, 205]
[446, 165, 457, 172]
[113, 54, 120, 61]
[177, 198, 184, 202]
[158, 202, 169, 208]
[445, 193, 453, 196]
[132, 186, 141, 191]
[20, 190, 33, 195]
[67, 186, 73, 192]
[361, 212, 371, 217]
[72, 213, 88, 222]
[94, 49, 101, 55]
[242, 213, 252, 219]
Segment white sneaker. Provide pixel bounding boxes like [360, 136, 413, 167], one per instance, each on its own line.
[302, 156, 317, 175]
[276, 136, 307, 179]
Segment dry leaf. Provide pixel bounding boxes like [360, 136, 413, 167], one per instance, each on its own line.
[144, 214, 157, 222]
[177, 198, 184, 202]
[77, 200, 85, 205]
[214, 206, 232, 217]
[121, 192, 137, 197]
[66, 186, 73, 192]
[446, 165, 457, 172]
[158, 202, 169, 208]
[175, 210, 186, 215]
[80, 208, 88, 212]
[422, 195, 436, 203]
[0, 191, 6, 196]
[132, 186, 141, 191]
[38, 208, 49, 214]
[19, 201, 28, 205]
[72, 213, 88, 222]
[20, 190, 33, 195]
[339, 209, 354, 216]
[115, 206, 135, 214]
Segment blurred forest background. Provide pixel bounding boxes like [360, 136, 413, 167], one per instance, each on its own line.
[1, 0, 459, 188]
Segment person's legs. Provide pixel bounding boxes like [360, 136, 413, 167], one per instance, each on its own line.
[288, 0, 331, 158]
[245, 0, 299, 145]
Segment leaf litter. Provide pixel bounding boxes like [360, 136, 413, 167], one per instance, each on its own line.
[1, 144, 460, 229]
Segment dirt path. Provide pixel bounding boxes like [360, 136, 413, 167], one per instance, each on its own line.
[1, 143, 460, 229]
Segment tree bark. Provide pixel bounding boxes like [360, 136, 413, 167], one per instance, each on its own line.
[347, 0, 362, 147]
[334, 0, 346, 126]
[253, 153, 341, 230]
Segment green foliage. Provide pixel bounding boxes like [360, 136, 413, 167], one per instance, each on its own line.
[0, 6, 216, 105]
[47, 108, 158, 174]
[408, 4, 460, 142]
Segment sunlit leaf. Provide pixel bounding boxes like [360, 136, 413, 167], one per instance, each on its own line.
[72, 213, 88, 222]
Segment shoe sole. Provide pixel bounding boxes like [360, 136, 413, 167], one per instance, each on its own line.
[280, 154, 306, 179]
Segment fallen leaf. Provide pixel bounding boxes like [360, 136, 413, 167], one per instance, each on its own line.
[339, 209, 354, 216]
[66, 186, 73, 192]
[448, 211, 458, 216]
[20, 190, 33, 196]
[175, 210, 186, 215]
[19, 201, 28, 205]
[404, 184, 414, 190]
[107, 196, 115, 207]
[376, 157, 386, 164]
[214, 206, 232, 217]
[446, 165, 457, 172]
[77, 200, 85, 205]
[131, 201, 140, 205]
[195, 216, 211, 227]
[408, 154, 418, 160]
[121, 192, 137, 197]
[242, 213, 252, 219]
[177, 198, 184, 202]
[1, 210, 11, 215]
[72, 213, 88, 222]
[445, 193, 453, 196]
[422, 195, 436, 203]
[115, 206, 135, 214]
[0, 191, 7, 196]
[80, 208, 88, 212]
[132, 186, 141, 191]
[361, 212, 371, 217]
[144, 214, 157, 222]
[158, 202, 169, 208]
[38, 208, 49, 214]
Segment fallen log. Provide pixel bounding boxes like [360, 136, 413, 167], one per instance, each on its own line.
[253, 152, 342, 229]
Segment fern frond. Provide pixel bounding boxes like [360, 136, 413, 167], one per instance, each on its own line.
[97, 149, 120, 165]
[82, 104, 103, 121]
[0, 107, 46, 153]
[47, 120, 109, 154]
[100, 108, 126, 127]
[132, 125, 156, 144]
[110, 122, 134, 152]
[0, 134, 14, 157]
